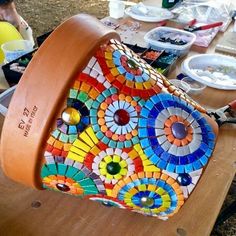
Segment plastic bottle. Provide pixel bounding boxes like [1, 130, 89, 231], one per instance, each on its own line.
[162, 0, 180, 9]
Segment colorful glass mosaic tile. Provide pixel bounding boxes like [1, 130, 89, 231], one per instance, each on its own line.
[41, 39, 216, 219]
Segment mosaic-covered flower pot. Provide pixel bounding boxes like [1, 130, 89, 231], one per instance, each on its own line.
[0, 14, 218, 220]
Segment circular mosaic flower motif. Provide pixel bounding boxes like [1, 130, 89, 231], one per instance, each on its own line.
[138, 93, 216, 173]
[88, 195, 128, 209]
[91, 148, 136, 184]
[112, 172, 184, 217]
[113, 50, 150, 82]
[41, 159, 106, 196]
[90, 88, 142, 148]
[57, 98, 90, 135]
[96, 39, 164, 99]
[42, 174, 84, 195]
[163, 168, 203, 199]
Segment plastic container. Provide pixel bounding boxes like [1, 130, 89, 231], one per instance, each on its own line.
[2, 50, 36, 86]
[123, 44, 178, 76]
[1, 39, 33, 63]
[109, 1, 125, 19]
[182, 76, 206, 95]
[144, 27, 196, 56]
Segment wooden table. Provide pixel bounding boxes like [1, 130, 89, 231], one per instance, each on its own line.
[0, 1, 235, 235]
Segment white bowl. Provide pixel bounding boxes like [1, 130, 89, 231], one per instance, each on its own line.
[181, 54, 236, 90]
[125, 5, 173, 22]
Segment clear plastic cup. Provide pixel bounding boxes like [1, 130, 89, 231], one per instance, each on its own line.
[1, 39, 33, 63]
[109, 1, 125, 19]
[182, 77, 206, 95]
[170, 79, 191, 93]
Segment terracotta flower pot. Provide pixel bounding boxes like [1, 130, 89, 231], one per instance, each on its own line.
[0, 14, 218, 220]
